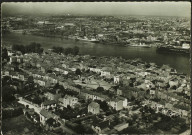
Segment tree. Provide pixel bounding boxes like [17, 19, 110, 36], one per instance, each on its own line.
[121, 126, 142, 134]
[75, 68, 82, 76]
[2, 48, 9, 62]
[2, 76, 12, 86]
[73, 46, 79, 55]
[75, 124, 85, 134]
[2, 85, 15, 102]
[75, 84, 82, 89]
[47, 69, 53, 73]
[26, 105, 29, 109]
[33, 97, 42, 105]
[46, 118, 56, 126]
[64, 47, 73, 55]
[52, 46, 64, 54]
[96, 86, 104, 92]
[12, 44, 25, 54]
[94, 99, 109, 112]
[12, 62, 20, 70]
[27, 76, 34, 83]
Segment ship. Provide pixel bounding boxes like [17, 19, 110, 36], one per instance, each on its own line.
[76, 36, 99, 43]
[129, 42, 151, 48]
[156, 45, 190, 55]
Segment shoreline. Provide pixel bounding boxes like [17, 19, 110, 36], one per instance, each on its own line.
[9, 31, 157, 47]
[2, 32, 190, 75]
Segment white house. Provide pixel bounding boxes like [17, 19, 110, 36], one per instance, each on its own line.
[108, 99, 123, 111]
[88, 102, 100, 114]
[58, 95, 78, 108]
[114, 76, 120, 84]
[41, 100, 57, 110]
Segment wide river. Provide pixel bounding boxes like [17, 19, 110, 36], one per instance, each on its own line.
[2, 32, 190, 75]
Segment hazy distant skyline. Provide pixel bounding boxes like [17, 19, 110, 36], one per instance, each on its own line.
[2, 2, 191, 17]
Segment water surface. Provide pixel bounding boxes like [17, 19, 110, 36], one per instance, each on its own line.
[2, 33, 190, 75]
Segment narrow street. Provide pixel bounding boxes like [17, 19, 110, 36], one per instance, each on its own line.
[18, 99, 41, 114]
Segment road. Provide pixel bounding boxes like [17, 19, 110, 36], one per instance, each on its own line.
[18, 99, 41, 114]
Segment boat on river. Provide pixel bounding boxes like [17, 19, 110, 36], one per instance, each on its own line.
[76, 36, 99, 43]
[156, 45, 190, 55]
[129, 43, 151, 48]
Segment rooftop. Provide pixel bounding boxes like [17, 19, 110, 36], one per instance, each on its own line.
[89, 102, 100, 108]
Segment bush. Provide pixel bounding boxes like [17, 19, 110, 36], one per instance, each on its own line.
[12, 42, 44, 54]
[2, 108, 23, 119]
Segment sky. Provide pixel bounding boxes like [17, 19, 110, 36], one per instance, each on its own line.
[1, 2, 191, 17]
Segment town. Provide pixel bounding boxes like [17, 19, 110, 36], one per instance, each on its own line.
[2, 42, 190, 134]
[2, 14, 190, 51]
[1, 2, 191, 135]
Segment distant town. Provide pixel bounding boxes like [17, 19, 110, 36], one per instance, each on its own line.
[2, 14, 190, 52]
[1, 5, 191, 135]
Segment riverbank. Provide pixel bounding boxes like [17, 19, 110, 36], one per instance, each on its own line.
[2, 32, 190, 75]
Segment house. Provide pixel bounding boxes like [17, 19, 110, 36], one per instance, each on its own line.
[108, 98, 123, 111]
[169, 79, 179, 88]
[18, 74, 25, 81]
[10, 56, 17, 63]
[116, 89, 123, 96]
[23, 108, 40, 123]
[23, 108, 35, 116]
[63, 70, 69, 75]
[45, 89, 61, 101]
[165, 103, 173, 109]
[11, 72, 19, 79]
[114, 122, 129, 131]
[43, 75, 51, 81]
[92, 120, 110, 134]
[101, 71, 110, 77]
[50, 77, 58, 84]
[54, 67, 60, 72]
[101, 67, 111, 77]
[39, 109, 59, 125]
[80, 89, 109, 101]
[58, 95, 78, 108]
[114, 76, 120, 84]
[62, 63, 67, 68]
[41, 67, 46, 73]
[117, 96, 127, 107]
[41, 100, 57, 110]
[38, 80, 46, 87]
[88, 102, 100, 114]
[17, 57, 23, 63]
[4, 71, 9, 76]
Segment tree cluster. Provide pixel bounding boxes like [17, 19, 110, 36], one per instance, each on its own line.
[2, 108, 23, 120]
[12, 42, 44, 54]
[52, 46, 79, 55]
[2, 48, 10, 62]
[65, 122, 86, 134]
[94, 99, 109, 112]
[2, 85, 16, 103]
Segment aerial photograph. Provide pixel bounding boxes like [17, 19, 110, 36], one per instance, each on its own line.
[1, 2, 191, 135]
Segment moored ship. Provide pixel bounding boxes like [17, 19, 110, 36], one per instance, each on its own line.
[129, 42, 151, 48]
[76, 36, 99, 43]
[156, 45, 190, 55]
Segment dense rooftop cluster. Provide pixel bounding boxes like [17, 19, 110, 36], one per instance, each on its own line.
[2, 47, 190, 134]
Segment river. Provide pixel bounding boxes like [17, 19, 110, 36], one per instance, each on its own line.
[2, 32, 190, 75]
